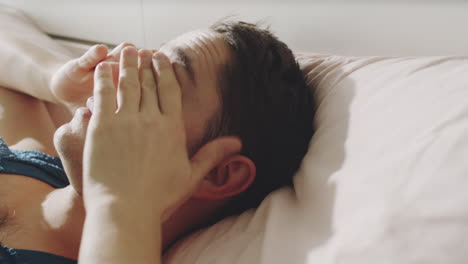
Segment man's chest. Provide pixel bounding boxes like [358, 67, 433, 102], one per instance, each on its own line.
[0, 175, 79, 260]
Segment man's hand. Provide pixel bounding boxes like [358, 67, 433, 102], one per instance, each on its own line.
[50, 42, 134, 113]
[79, 47, 241, 264]
[82, 47, 241, 218]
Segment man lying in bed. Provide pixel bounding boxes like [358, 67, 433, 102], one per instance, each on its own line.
[0, 20, 314, 263]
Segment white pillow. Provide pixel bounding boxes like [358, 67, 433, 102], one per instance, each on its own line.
[164, 54, 468, 264]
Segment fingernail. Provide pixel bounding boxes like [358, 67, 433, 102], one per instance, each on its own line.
[138, 49, 151, 58]
[97, 62, 110, 71]
[152, 53, 159, 67]
[96, 44, 107, 50]
[87, 97, 94, 112]
[122, 42, 135, 48]
[94, 44, 107, 56]
[124, 46, 137, 56]
[153, 52, 165, 60]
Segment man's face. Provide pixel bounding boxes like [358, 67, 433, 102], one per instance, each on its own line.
[54, 29, 230, 189]
[159, 29, 228, 155]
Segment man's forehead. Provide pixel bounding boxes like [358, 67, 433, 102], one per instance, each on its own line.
[159, 29, 230, 64]
[158, 31, 213, 85]
[158, 29, 229, 86]
[156, 30, 224, 155]
[159, 30, 215, 54]
[158, 30, 213, 78]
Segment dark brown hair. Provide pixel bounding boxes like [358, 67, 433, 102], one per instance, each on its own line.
[200, 20, 316, 219]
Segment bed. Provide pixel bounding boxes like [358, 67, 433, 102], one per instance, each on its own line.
[1, 1, 467, 263]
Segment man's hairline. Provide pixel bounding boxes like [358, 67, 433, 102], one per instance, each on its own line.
[189, 68, 227, 156]
[189, 39, 233, 157]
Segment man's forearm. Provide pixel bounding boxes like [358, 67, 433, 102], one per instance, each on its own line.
[79, 201, 162, 264]
[0, 10, 73, 103]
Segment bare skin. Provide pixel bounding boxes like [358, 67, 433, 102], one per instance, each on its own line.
[0, 30, 256, 260]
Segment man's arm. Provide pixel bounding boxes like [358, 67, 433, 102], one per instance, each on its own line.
[77, 50, 240, 264]
[79, 201, 162, 264]
[0, 9, 73, 103]
[0, 13, 76, 128]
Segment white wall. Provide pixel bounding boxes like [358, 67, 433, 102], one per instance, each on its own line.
[1, 0, 467, 56]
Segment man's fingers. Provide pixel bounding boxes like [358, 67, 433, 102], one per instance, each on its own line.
[93, 62, 116, 117]
[190, 137, 242, 187]
[77, 44, 108, 70]
[117, 46, 140, 113]
[138, 49, 159, 113]
[152, 52, 182, 116]
[107, 42, 136, 62]
[86, 96, 94, 113]
[108, 62, 120, 87]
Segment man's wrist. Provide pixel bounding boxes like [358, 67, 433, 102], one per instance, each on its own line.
[85, 195, 162, 225]
[81, 199, 163, 264]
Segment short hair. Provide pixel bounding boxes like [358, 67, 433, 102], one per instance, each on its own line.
[199, 20, 316, 219]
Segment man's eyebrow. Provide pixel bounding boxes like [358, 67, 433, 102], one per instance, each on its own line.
[174, 47, 196, 84]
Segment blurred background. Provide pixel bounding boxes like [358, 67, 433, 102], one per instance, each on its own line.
[0, 0, 467, 56]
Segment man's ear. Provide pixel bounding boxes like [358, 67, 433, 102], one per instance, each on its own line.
[193, 155, 256, 200]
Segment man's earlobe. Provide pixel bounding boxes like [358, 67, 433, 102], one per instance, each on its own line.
[193, 155, 256, 200]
